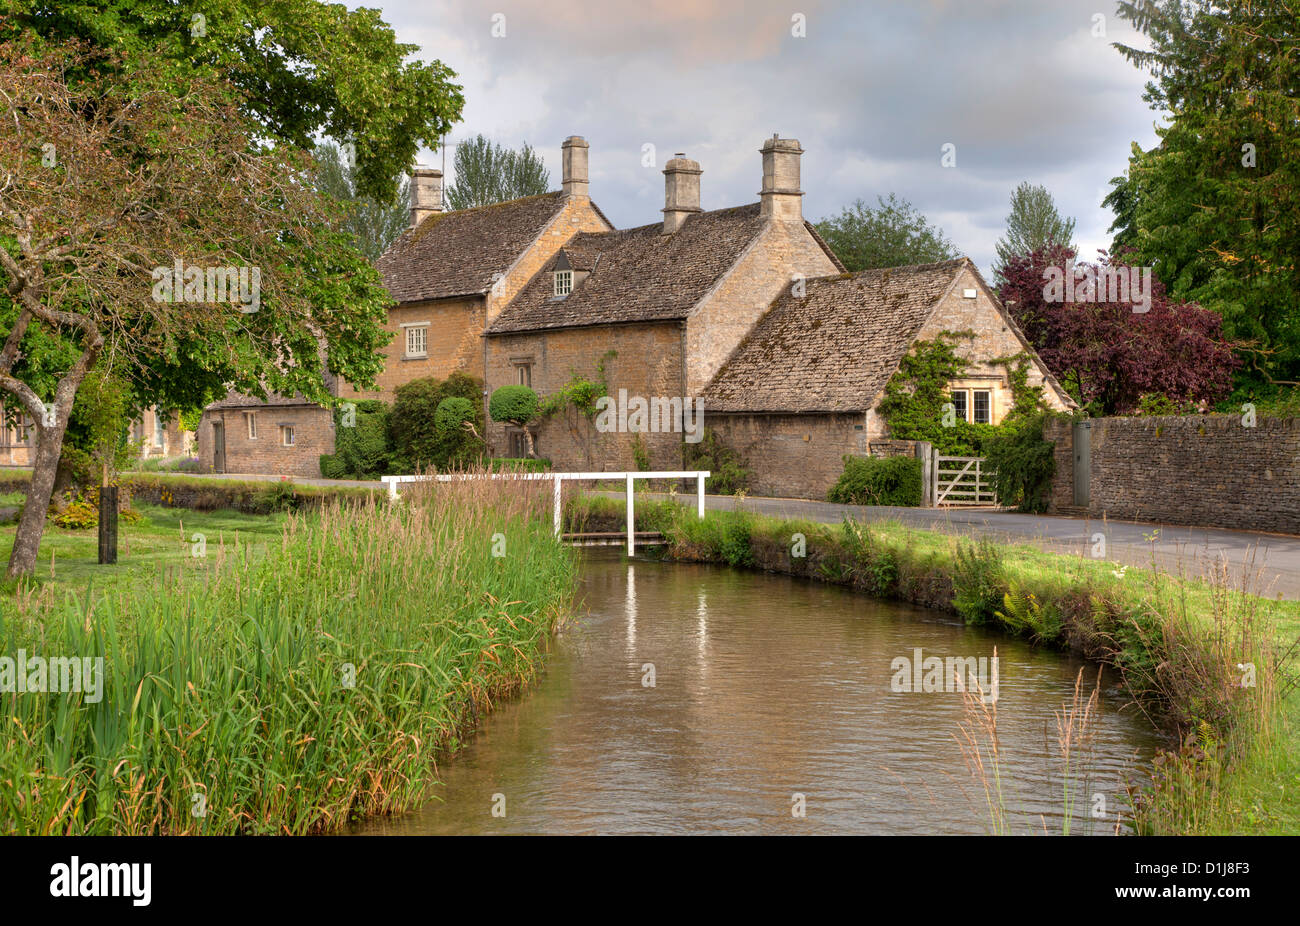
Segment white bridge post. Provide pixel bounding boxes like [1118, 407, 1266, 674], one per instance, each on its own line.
[553, 475, 563, 538]
[626, 474, 635, 557]
[697, 472, 705, 519]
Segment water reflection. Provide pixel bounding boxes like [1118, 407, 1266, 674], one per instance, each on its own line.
[353, 553, 1163, 835]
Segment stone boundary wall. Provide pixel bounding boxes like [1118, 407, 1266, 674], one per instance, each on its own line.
[1045, 414, 1300, 534]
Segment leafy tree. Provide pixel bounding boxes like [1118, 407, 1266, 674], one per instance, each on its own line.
[1, 0, 464, 201]
[1108, 0, 1300, 389]
[814, 194, 958, 272]
[997, 246, 1239, 415]
[445, 135, 550, 210]
[488, 385, 539, 457]
[983, 411, 1057, 513]
[0, 42, 393, 576]
[389, 373, 485, 470]
[314, 141, 410, 263]
[993, 182, 1076, 283]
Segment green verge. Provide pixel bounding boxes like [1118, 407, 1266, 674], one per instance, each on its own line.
[567, 493, 1300, 835]
[0, 481, 575, 835]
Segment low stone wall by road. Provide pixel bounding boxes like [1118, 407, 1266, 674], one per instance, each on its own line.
[1045, 414, 1300, 535]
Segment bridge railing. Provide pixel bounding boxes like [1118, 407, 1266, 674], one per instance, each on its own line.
[380, 470, 711, 556]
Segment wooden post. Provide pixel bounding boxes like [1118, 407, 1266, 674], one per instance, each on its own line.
[916, 441, 934, 508]
[626, 474, 635, 557]
[553, 475, 563, 537]
[98, 484, 118, 565]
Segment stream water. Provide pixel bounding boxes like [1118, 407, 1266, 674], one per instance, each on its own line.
[354, 552, 1163, 835]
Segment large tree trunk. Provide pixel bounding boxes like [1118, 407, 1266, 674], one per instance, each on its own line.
[6, 419, 69, 578]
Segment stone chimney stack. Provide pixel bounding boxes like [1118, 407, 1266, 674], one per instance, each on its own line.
[662, 152, 702, 234]
[759, 134, 804, 220]
[409, 166, 443, 228]
[562, 136, 590, 198]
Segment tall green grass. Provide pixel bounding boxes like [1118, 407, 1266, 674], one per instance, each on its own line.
[0, 476, 576, 834]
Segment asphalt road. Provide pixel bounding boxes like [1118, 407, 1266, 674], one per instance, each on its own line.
[650, 492, 1300, 601]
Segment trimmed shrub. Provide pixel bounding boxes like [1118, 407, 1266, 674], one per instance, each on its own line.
[827, 455, 923, 507]
[331, 400, 391, 478]
[488, 385, 538, 426]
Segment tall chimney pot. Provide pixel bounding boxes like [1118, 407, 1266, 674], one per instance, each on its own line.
[759, 135, 804, 220]
[562, 136, 590, 198]
[409, 166, 443, 228]
[662, 153, 702, 234]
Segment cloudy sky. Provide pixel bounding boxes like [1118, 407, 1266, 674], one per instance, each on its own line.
[375, 0, 1163, 276]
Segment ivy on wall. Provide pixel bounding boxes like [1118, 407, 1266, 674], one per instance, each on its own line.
[877, 332, 1051, 461]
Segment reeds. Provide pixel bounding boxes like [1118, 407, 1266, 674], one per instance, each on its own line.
[0, 470, 576, 834]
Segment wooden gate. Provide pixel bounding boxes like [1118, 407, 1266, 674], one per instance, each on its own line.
[934, 456, 996, 506]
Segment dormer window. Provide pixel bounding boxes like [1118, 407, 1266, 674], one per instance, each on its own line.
[553, 269, 573, 297]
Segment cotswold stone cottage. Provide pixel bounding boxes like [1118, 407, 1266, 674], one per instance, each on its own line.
[701, 259, 1075, 497]
[479, 135, 1072, 496]
[357, 137, 613, 399]
[483, 137, 845, 467]
[195, 137, 612, 476]
[196, 130, 1073, 496]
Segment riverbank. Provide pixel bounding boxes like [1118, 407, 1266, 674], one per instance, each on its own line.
[568, 493, 1300, 835]
[0, 480, 575, 835]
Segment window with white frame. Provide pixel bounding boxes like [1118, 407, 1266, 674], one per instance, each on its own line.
[553, 269, 573, 297]
[280, 425, 295, 447]
[405, 325, 428, 358]
[153, 408, 165, 447]
[244, 412, 257, 440]
[947, 388, 993, 425]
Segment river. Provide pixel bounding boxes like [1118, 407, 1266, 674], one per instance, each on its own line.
[354, 552, 1163, 835]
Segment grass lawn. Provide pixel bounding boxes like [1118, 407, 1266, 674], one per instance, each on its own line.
[0, 504, 288, 598]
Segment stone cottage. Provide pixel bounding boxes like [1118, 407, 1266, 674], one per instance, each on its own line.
[356, 136, 613, 401]
[195, 391, 334, 478]
[701, 259, 1075, 497]
[195, 136, 613, 475]
[483, 136, 845, 467]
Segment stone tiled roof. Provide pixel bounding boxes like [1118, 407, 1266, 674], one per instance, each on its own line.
[205, 390, 322, 410]
[701, 259, 970, 413]
[377, 192, 573, 304]
[486, 205, 843, 334]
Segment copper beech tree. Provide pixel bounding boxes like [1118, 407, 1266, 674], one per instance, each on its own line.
[0, 41, 393, 577]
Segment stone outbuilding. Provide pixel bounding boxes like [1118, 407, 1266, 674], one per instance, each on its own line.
[700, 259, 1075, 497]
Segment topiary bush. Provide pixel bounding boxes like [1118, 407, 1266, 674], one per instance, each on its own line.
[331, 399, 392, 478]
[489, 385, 538, 426]
[827, 455, 923, 507]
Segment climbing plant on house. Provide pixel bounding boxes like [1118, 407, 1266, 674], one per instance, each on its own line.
[533, 351, 616, 468]
[876, 333, 990, 455]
